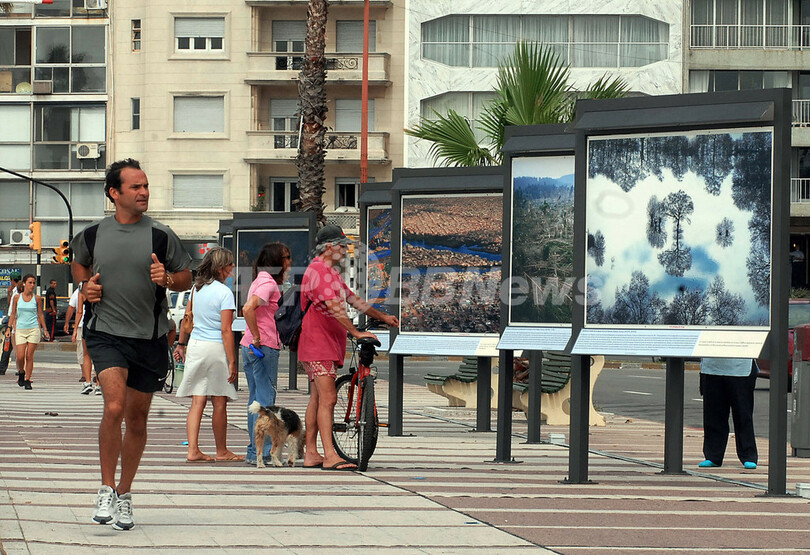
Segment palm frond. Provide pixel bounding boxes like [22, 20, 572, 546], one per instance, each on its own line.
[405, 110, 497, 167]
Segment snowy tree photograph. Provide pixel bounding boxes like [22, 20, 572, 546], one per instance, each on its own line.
[585, 128, 772, 327]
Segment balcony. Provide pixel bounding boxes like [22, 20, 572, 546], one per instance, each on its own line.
[325, 210, 360, 233]
[246, 52, 390, 85]
[792, 178, 810, 203]
[691, 24, 810, 49]
[246, 0, 390, 6]
[244, 130, 389, 164]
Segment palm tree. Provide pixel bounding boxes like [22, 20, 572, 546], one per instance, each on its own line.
[406, 42, 629, 167]
[297, 0, 329, 226]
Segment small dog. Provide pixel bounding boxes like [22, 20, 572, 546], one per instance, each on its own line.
[247, 401, 305, 468]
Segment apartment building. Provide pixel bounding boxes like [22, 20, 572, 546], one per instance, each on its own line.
[685, 0, 810, 286]
[404, 1, 685, 167]
[0, 0, 108, 286]
[110, 0, 404, 255]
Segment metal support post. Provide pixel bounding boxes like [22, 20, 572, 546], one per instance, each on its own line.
[388, 354, 404, 436]
[663, 357, 685, 474]
[288, 350, 298, 390]
[495, 349, 513, 461]
[566, 354, 591, 483]
[476, 356, 492, 432]
[526, 350, 542, 444]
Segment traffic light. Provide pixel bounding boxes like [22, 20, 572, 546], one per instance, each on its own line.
[52, 239, 70, 264]
[29, 221, 41, 252]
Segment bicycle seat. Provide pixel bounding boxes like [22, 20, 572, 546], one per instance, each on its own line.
[357, 337, 381, 348]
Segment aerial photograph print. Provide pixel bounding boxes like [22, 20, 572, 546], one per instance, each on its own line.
[586, 128, 772, 328]
[510, 155, 575, 325]
[400, 194, 502, 334]
[366, 206, 392, 316]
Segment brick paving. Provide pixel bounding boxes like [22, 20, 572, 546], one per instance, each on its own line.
[1, 362, 809, 553]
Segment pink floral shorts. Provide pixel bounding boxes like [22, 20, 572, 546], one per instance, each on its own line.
[302, 360, 338, 382]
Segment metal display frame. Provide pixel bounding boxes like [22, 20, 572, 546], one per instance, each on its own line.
[387, 166, 504, 436]
[496, 124, 576, 456]
[224, 212, 317, 391]
[569, 89, 791, 494]
[358, 182, 393, 348]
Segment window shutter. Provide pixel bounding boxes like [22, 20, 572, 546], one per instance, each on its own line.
[173, 174, 223, 208]
[270, 99, 299, 119]
[272, 21, 306, 42]
[336, 20, 376, 52]
[174, 97, 224, 133]
[175, 18, 225, 38]
[335, 99, 374, 131]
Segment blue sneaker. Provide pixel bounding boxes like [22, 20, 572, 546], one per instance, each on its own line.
[698, 460, 721, 468]
[743, 461, 757, 470]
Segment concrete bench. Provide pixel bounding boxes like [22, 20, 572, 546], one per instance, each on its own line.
[424, 353, 605, 426]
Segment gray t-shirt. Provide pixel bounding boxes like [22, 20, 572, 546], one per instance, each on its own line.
[71, 215, 191, 340]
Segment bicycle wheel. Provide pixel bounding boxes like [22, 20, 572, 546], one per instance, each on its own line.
[163, 345, 175, 394]
[332, 374, 359, 464]
[357, 376, 379, 471]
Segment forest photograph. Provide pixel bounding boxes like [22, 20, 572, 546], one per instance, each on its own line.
[510, 155, 575, 325]
[586, 128, 772, 328]
[366, 206, 392, 315]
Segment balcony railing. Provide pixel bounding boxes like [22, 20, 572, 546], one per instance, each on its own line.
[794, 100, 810, 126]
[245, 130, 389, 163]
[325, 211, 360, 232]
[246, 52, 390, 83]
[792, 178, 810, 203]
[691, 24, 810, 49]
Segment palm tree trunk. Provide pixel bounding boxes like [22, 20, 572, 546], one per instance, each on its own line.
[297, 0, 328, 227]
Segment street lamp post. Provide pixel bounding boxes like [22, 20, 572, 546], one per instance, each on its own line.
[0, 165, 74, 244]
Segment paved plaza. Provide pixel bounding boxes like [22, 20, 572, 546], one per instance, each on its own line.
[1, 360, 810, 553]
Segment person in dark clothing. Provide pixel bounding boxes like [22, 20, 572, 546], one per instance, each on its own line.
[44, 280, 57, 341]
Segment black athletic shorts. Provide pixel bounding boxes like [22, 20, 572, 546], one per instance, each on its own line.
[84, 328, 169, 393]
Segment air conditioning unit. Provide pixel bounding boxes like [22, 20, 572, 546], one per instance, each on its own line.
[84, 0, 107, 9]
[32, 80, 52, 94]
[9, 229, 31, 246]
[76, 143, 101, 159]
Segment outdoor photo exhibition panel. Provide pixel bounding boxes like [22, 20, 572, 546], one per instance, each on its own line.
[359, 182, 393, 351]
[391, 189, 503, 357]
[569, 89, 790, 492]
[574, 126, 774, 358]
[229, 212, 317, 390]
[499, 125, 577, 352]
[386, 166, 503, 436]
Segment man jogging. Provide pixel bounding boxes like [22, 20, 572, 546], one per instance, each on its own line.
[71, 159, 191, 530]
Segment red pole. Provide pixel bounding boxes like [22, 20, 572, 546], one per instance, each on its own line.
[360, 0, 369, 184]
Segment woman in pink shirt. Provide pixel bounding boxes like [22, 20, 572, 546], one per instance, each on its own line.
[298, 225, 397, 470]
[240, 242, 290, 466]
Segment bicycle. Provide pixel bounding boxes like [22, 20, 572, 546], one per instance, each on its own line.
[163, 342, 177, 394]
[332, 323, 382, 472]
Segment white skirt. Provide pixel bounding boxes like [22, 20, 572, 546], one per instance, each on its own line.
[175, 338, 238, 400]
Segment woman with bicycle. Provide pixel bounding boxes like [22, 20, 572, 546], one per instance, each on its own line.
[240, 242, 290, 466]
[174, 247, 242, 462]
[299, 225, 397, 471]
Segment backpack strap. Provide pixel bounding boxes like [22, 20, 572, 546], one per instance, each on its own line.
[151, 227, 169, 340]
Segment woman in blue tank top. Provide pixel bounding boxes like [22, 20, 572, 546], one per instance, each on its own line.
[10, 274, 48, 389]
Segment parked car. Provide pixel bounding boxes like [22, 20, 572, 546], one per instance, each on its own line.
[755, 299, 810, 388]
[167, 289, 191, 329]
[53, 297, 70, 338]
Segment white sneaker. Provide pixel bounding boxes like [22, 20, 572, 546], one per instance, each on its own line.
[92, 485, 117, 524]
[112, 492, 134, 530]
[81, 382, 93, 395]
[94, 385, 102, 395]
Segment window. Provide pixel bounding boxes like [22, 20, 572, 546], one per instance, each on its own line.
[34, 26, 106, 93]
[421, 14, 669, 68]
[173, 174, 224, 209]
[336, 20, 376, 52]
[691, 0, 791, 47]
[270, 98, 299, 148]
[269, 178, 299, 212]
[33, 103, 106, 170]
[131, 98, 140, 130]
[174, 17, 225, 52]
[335, 99, 375, 131]
[272, 21, 305, 69]
[688, 69, 790, 92]
[0, 27, 32, 95]
[335, 177, 368, 208]
[132, 19, 141, 52]
[173, 96, 224, 133]
[421, 92, 497, 143]
[35, 181, 105, 244]
[0, 105, 31, 170]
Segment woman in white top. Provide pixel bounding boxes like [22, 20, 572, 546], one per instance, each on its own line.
[174, 248, 242, 462]
[9, 274, 49, 389]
